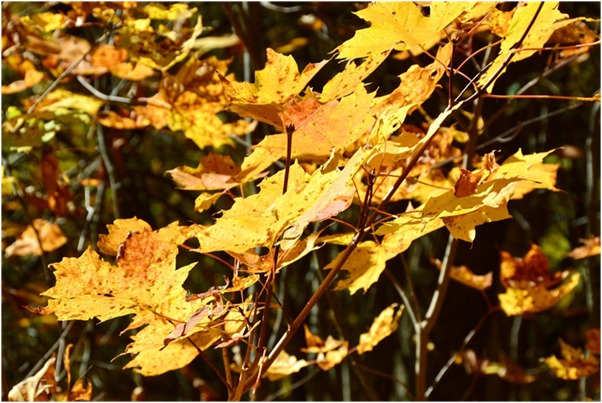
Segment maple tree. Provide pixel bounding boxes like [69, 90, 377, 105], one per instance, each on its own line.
[2, 1, 600, 401]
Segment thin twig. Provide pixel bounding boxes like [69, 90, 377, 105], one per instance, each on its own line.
[76, 76, 132, 104]
[25, 322, 74, 378]
[352, 362, 415, 400]
[384, 268, 418, 329]
[263, 368, 320, 401]
[96, 124, 121, 219]
[425, 307, 499, 398]
[188, 337, 232, 394]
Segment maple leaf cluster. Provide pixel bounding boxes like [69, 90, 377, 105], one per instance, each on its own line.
[2, 1, 599, 401]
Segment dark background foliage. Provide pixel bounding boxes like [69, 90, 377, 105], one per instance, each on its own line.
[2, 2, 600, 401]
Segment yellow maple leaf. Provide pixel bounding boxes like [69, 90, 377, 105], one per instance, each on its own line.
[543, 339, 599, 380]
[222, 48, 328, 106]
[327, 241, 398, 295]
[34, 221, 194, 335]
[262, 350, 310, 381]
[357, 303, 403, 355]
[479, 2, 570, 92]
[335, 2, 470, 60]
[195, 148, 369, 254]
[239, 85, 376, 175]
[97, 217, 153, 255]
[315, 50, 390, 103]
[143, 3, 197, 20]
[498, 272, 580, 316]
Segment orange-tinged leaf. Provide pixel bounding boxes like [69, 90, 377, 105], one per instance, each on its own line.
[5, 219, 67, 257]
[110, 62, 155, 81]
[97, 217, 153, 256]
[500, 243, 567, 289]
[454, 168, 484, 197]
[41, 152, 73, 217]
[222, 48, 327, 106]
[567, 236, 601, 260]
[37, 221, 192, 335]
[316, 343, 349, 371]
[91, 45, 128, 69]
[302, 325, 346, 354]
[1, 69, 45, 94]
[586, 329, 601, 355]
[335, 2, 468, 60]
[241, 85, 376, 172]
[431, 257, 493, 291]
[498, 272, 580, 316]
[357, 303, 403, 354]
[302, 327, 350, 371]
[543, 339, 599, 380]
[69, 379, 92, 401]
[97, 110, 151, 130]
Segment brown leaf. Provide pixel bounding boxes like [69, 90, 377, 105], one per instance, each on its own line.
[41, 152, 73, 217]
[454, 168, 484, 198]
[500, 243, 567, 289]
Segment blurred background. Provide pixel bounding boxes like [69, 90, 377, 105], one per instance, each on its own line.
[2, 2, 600, 400]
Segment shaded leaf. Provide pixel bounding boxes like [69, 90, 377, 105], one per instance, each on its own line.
[567, 236, 601, 260]
[5, 219, 67, 257]
[543, 339, 599, 380]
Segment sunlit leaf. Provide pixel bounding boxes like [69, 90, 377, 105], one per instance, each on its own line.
[357, 303, 403, 354]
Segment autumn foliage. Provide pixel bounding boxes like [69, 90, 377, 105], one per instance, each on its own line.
[2, 2, 600, 401]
